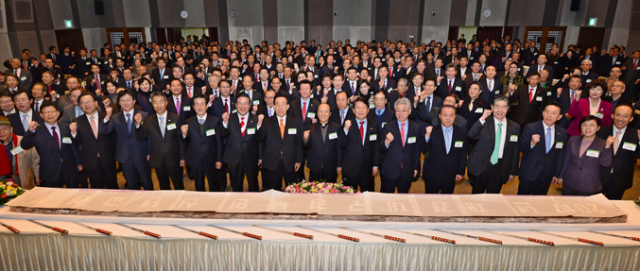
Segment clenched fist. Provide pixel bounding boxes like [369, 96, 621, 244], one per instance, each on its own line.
[28, 121, 38, 132]
[385, 132, 394, 146]
[181, 124, 189, 136]
[222, 112, 229, 123]
[426, 126, 433, 137]
[70, 122, 77, 134]
[257, 114, 265, 126]
[344, 119, 352, 130]
[134, 113, 143, 125]
[531, 134, 541, 147]
[480, 109, 492, 121]
[303, 130, 310, 140]
[105, 107, 113, 118]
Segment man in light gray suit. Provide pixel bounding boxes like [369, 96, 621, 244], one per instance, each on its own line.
[6, 58, 33, 90]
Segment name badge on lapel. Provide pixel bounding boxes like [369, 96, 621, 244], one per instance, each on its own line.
[455, 86, 462, 92]
[555, 142, 563, 149]
[163, 75, 169, 79]
[206, 129, 215, 136]
[253, 100, 260, 106]
[407, 137, 416, 144]
[547, 91, 552, 96]
[307, 112, 316, 119]
[595, 112, 603, 119]
[183, 106, 191, 111]
[10, 147, 24, 155]
[536, 96, 543, 102]
[454, 141, 463, 148]
[62, 137, 72, 144]
[247, 128, 256, 134]
[288, 128, 297, 135]
[474, 108, 483, 113]
[510, 135, 518, 142]
[166, 123, 177, 130]
[369, 134, 377, 141]
[622, 142, 637, 151]
[328, 132, 338, 140]
[586, 150, 599, 158]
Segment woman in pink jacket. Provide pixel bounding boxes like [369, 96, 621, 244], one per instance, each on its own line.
[565, 80, 612, 136]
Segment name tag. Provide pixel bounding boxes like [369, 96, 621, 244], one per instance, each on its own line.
[555, 142, 563, 149]
[10, 147, 24, 155]
[183, 106, 191, 111]
[536, 96, 543, 101]
[637, 67, 640, 70]
[310, 94, 314, 98]
[232, 109, 237, 113]
[85, 61, 91, 65]
[206, 129, 215, 136]
[387, 87, 393, 92]
[307, 112, 316, 119]
[408, 137, 416, 144]
[252, 100, 260, 106]
[163, 75, 169, 79]
[615, 61, 621, 65]
[495, 90, 501, 94]
[314, 74, 318, 78]
[381, 122, 386, 128]
[369, 104, 375, 109]
[62, 137, 72, 144]
[595, 112, 603, 119]
[554, 61, 558, 65]
[288, 128, 297, 135]
[517, 68, 521, 71]
[475, 108, 483, 113]
[586, 79, 592, 83]
[20, 77, 26, 81]
[510, 135, 518, 142]
[586, 150, 599, 158]
[166, 123, 176, 130]
[328, 132, 338, 140]
[370, 134, 377, 141]
[547, 91, 552, 96]
[622, 142, 637, 151]
[455, 86, 462, 91]
[454, 141, 463, 148]
[247, 128, 255, 134]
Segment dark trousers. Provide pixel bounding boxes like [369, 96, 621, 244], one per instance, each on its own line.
[193, 160, 218, 192]
[382, 169, 413, 193]
[472, 161, 503, 194]
[344, 166, 375, 192]
[229, 160, 259, 192]
[562, 187, 600, 196]
[602, 173, 627, 200]
[86, 156, 118, 189]
[267, 159, 297, 191]
[154, 157, 184, 190]
[214, 164, 228, 191]
[425, 179, 456, 194]
[76, 170, 88, 188]
[518, 170, 554, 195]
[122, 159, 153, 190]
[309, 170, 338, 183]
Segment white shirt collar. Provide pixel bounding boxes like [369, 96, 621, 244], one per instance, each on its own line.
[613, 125, 627, 137]
[85, 111, 99, 122]
[197, 114, 207, 123]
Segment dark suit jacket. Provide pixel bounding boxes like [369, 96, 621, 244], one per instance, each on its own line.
[519, 121, 568, 180]
[342, 80, 360, 97]
[167, 94, 194, 123]
[303, 122, 343, 174]
[508, 85, 547, 128]
[436, 77, 466, 100]
[5, 68, 33, 90]
[379, 120, 424, 179]
[330, 106, 355, 126]
[478, 78, 504, 102]
[339, 119, 380, 177]
[414, 95, 444, 123]
[152, 68, 171, 89]
[560, 135, 613, 193]
[597, 126, 640, 193]
[181, 114, 228, 168]
[84, 74, 109, 93]
[238, 89, 264, 107]
[7, 112, 44, 136]
[368, 107, 396, 129]
[288, 98, 320, 129]
[371, 78, 397, 93]
[208, 95, 236, 118]
[258, 116, 304, 171]
[525, 64, 554, 79]
[467, 117, 520, 183]
[71, 113, 117, 169]
[221, 113, 263, 166]
[20, 122, 79, 186]
[423, 124, 468, 181]
[135, 112, 185, 168]
[100, 109, 149, 164]
[459, 97, 490, 131]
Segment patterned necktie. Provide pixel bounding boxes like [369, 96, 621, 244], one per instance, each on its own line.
[529, 88, 534, 103]
[240, 117, 246, 137]
[425, 97, 431, 112]
[614, 131, 621, 155]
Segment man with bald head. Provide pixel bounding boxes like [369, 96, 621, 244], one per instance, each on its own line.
[303, 103, 342, 182]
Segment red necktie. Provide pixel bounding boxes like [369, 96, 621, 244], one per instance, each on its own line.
[240, 117, 245, 137]
[529, 88, 534, 103]
[389, 67, 392, 75]
[400, 123, 405, 147]
[302, 102, 307, 121]
[23, 62, 27, 69]
[224, 99, 229, 114]
[448, 80, 452, 93]
[51, 126, 60, 149]
[263, 82, 267, 90]
[359, 121, 364, 142]
[96, 75, 101, 91]
[14, 70, 18, 76]
[188, 87, 192, 98]
[634, 60, 637, 70]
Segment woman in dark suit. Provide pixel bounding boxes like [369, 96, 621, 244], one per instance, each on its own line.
[557, 115, 614, 195]
[135, 78, 154, 115]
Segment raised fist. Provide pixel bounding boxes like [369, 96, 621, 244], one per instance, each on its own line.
[344, 119, 352, 130]
[481, 109, 492, 121]
[303, 130, 310, 140]
[222, 112, 229, 123]
[28, 121, 38, 132]
[69, 122, 77, 134]
[257, 114, 265, 126]
[531, 134, 541, 146]
[181, 124, 189, 135]
[105, 107, 113, 118]
[426, 126, 433, 137]
[385, 132, 394, 145]
[103, 98, 111, 107]
[134, 113, 143, 125]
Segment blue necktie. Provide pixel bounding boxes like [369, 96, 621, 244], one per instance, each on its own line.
[425, 96, 431, 111]
[545, 127, 552, 153]
[126, 113, 132, 134]
[445, 128, 451, 154]
[376, 109, 382, 116]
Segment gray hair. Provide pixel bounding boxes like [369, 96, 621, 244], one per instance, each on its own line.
[581, 59, 592, 66]
[394, 97, 412, 111]
[493, 95, 510, 106]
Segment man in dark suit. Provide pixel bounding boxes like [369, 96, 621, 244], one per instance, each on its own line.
[258, 95, 304, 190]
[339, 97, 380, 192]
[166, 79, 194, 123]
[507, 72, 546, 131]
[371, 67, 397, 93]
[379, 97, 424, 193]
[553, 75, 582, 129]
[7, 90, 44, 136]
[134, 91, 186, 190]
[436, 64, 466, 101]
[180, 94, 229, 191]
[423, 105, 467, 194]
[368, 91, 396, 129]
[342, 67, 360, 97]
[151, 58, 171, 90]
[518, 102, 568, 195]
[70, 92, 117, 189]
[413, 79, 443, 124]
[459, 83, 490, 132]
[597, 103, 640, 199]
[467, 95, 520, 193]
[221, 93, 265, 192]
[289, 80, 319, 129]
[209, 80, 236, 117]
[599, 46, 624, 76]
[21, 100, 79, 187]
[387, 78, 410, 108]
[238, 74, 264, 110]
[47, 46, 60, 66]
[580, 59, 599, 85]
[100, 91, 153, 190]
[6, 58, 33, 90]
[253, 68, 271, 94]
[526, 54, 554, 79]
[479, 65, 504, 103]
[304, 103, 342, 182]
[329, 91, 354, 126]
[84, 65, 109, 94]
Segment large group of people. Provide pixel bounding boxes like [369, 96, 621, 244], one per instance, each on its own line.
[0, 34, 639, 198]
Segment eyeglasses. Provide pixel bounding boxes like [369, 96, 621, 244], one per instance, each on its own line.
[41, 110, 57, 115]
